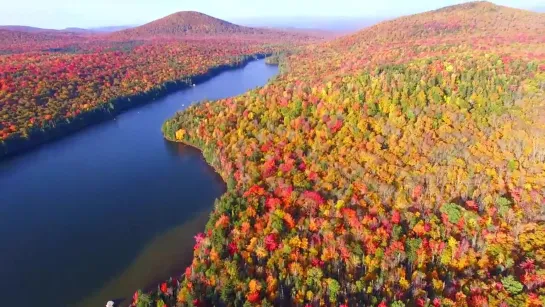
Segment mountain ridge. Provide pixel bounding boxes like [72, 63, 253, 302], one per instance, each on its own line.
[368, 1, 544, 39]
[0, 25, 55, 33]
[110, 11, 269, 39]
[151, 1, 545, 306]
[324, 1, 545, 54]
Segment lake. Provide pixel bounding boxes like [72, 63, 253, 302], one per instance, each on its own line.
[0, 59, 278, 307]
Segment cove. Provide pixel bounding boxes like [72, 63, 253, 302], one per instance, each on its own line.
[0, 59, 278, 307]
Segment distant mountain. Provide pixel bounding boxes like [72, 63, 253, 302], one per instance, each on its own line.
[0, 25, 135, 35]
[0, 25, 55, 33]
[258, 26, 341, 38]
[0, 27, 88, 50]
[60, 27, 92, 33]
[533, 6, 545, 12]
[110, 11, 272, 39]
[89, 25, 136, 33]
[1, 12, 324, 41]
[236, 16, 386, 33]
[0, 28, 81, 46]
[62, 27, 90, 33]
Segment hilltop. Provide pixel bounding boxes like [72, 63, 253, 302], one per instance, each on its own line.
[0, 25, 93, 34]
[0, 25, 134, 34]
[0, 6, 322, 157]
[0, 29, 82, 45]
[154, 2, 545, 306]
[0, 25, 55, 33]
[338, 1, 544, 45]
[383, 1, 542, 38]
[109, 11, 324, 42]
[288, 1, 545, 81]
[0, 11, 322, 48]
[111, 11, 269, 39]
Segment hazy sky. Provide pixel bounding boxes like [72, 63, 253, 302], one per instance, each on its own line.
[0, 0, 542, 29]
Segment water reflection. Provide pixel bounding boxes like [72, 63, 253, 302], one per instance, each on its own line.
[163, 139, 195, 158]
[0, 59, 277, 307]
[163, 139, 184, 158]
[78, 210, 211, 307]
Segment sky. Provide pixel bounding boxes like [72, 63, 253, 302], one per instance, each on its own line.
[0, 0, 542, 29]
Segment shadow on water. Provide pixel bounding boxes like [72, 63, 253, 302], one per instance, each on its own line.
[78, 208, 212, 307]
[0, 59, 278, 307]
[76, 141, 226, 307]
[163, 141, 227, 184]
[164, 139, 201, 160]
[77, 142, 227, 307]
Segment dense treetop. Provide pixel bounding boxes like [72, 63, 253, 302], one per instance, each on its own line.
[154, 2, 545, 306]
[0, 16, 319, 146]
[110, 11, 321, 41]
[111, 11, 261, 38]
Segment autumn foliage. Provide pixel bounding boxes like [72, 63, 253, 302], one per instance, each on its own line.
[0, 14, 319, 153]
[149, 2, 545, 306]
[110, 11, 319, 41]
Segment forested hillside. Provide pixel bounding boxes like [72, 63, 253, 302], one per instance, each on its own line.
[0, 14, 318, 157]
[156, 2, 545, 306]
[110, 11, 320, 41]
[110, 11, 263, 38]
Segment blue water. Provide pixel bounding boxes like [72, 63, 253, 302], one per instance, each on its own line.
[0, 59, 278, 307]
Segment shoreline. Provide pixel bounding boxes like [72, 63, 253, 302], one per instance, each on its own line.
[95, 139, 231, 307]
[121, 63, 280, 306]
[163, 136, 229, 182]
[0, 53, 270, 160]
[78, 209, 217, 307]
[96, 60, 277, 306]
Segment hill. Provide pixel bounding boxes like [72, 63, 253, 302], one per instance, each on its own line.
[335, 1, 544, 45]
[152, 2, 545, 306]
[0, 25, 54, 33]
[109, 11, 323, 41]
[0, 29, 78, 44]
[0, 10, 321, 156]
[0, 28, 86, 53]
[111, 11, 269, 39]
[406, 2, 539, 36]
[0, 25, 129, 34]
[289, 1, 545, 80]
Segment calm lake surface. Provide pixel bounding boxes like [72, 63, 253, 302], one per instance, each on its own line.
[0, 59, 278, 307]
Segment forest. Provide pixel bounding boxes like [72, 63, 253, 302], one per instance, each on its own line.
[148, 2, 545, 306]
[0, 12, 318, 157]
